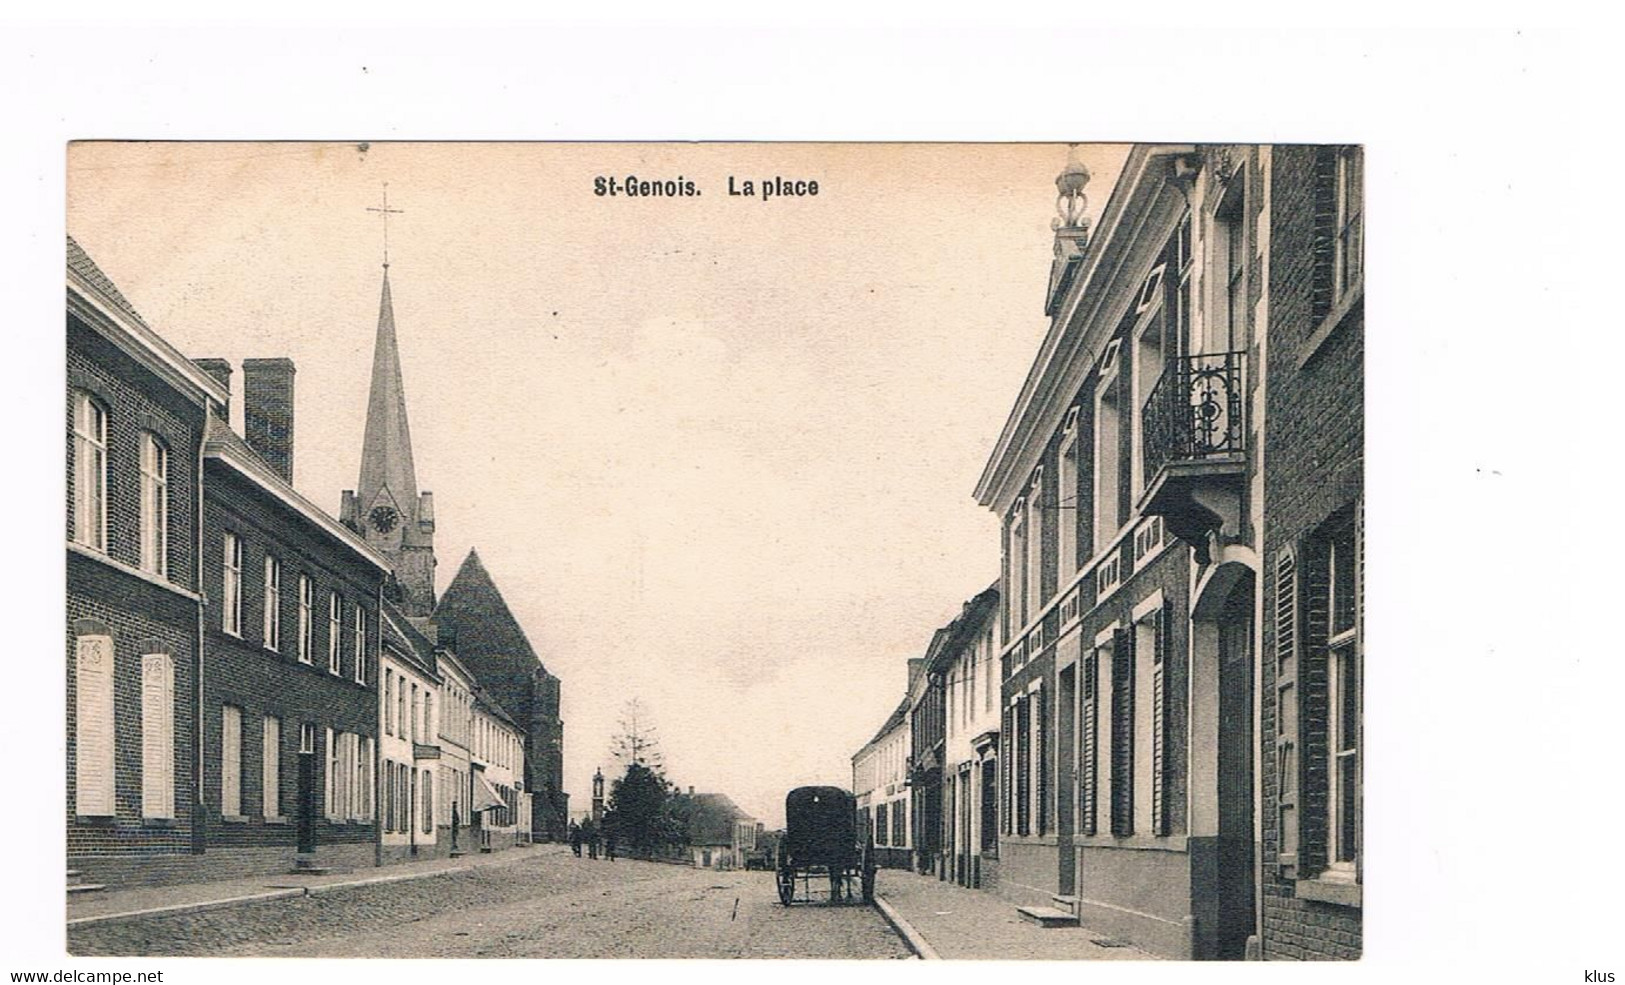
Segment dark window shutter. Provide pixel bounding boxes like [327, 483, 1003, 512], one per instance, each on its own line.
[1111, 626, 1135, 837]
[1015, 696, 1031, 836]
[1274, 548, 1300, 871]
[1081, 654, 1098, 837]
[1037, 682, 1050, 836]
[1311, 147, 1340, 324]
[1299, 538, 1332, 874]
[1153, 603, 1175, 836]
[1001, 703, 1013, 835]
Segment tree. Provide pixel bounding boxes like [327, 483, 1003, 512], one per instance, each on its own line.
[608, 761, 677, 855]
[609, 697, 664, 773]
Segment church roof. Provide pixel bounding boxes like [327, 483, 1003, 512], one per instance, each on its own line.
[356, 268, 426, 546]
[434, 549, 550, 677]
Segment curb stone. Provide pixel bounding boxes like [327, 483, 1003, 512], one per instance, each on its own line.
[68, 860, 491, 929]
[873, 894, 939, 960]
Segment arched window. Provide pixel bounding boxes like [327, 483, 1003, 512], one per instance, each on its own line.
[139, 432, 169, 575]
[72, 392, 107, 551]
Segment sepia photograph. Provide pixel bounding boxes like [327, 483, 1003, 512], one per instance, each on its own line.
[62, 140, 1362, 961]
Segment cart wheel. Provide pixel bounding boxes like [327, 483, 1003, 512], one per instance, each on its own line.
[777, 864, 795, 906]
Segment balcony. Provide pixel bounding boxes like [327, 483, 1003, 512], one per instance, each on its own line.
[1139, 351, 1248, 563]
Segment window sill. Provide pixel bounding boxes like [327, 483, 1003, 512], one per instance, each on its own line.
[263, 815, 289, 825]
[221, 814, 249, 824]
[141, 816, 178, 828]
[1299, 276, 1363, 371]
[67, 540, 201, 602]
[1296, 875, 1362, 908]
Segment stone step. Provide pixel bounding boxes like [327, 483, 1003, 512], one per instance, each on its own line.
[67, 882, 107, 894]
[1017, 905, 1080, 928]
[1051, 894, 1080, 914]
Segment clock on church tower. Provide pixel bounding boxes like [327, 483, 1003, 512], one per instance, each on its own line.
[368, 504, 400, 534]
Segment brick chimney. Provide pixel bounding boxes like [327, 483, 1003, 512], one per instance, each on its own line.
[194, 358, 232, 418]
[241, 358, 295, 484]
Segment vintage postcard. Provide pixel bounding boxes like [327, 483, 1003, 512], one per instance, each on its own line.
[63, 141, 1362, 960]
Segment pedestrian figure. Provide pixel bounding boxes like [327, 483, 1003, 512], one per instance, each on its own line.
[568, 819, 582, 858]
[604, 818, 618, 862]
[583, 818, 599, 859]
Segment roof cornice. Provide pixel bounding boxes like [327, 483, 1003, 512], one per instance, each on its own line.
[67, 272, 229, 410]
[973, 145, 1194, 513]
[205, 430, 392, 575]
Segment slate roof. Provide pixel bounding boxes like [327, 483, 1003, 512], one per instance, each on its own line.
[686, 792, 752, 847]
[355, 269, 427, 547]
[433, 549, 549, 676]
[67, 235, 150, 331]
[860, 697, 911, 753]
[380, 598, 439, 681]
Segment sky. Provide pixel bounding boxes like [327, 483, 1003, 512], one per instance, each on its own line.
[67, 141, 1127, 828]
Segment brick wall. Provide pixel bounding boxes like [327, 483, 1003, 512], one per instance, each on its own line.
[66, 313, 206, 861]
[1258, 145, 1364, 961]
[199, 463, 382, 855]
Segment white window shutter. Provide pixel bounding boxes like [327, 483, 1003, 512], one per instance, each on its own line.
[75, 634, 116, 817]
[141, 653, 175, 819]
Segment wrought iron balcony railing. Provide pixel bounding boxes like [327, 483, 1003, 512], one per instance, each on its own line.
[1142, 351, 1246, 483]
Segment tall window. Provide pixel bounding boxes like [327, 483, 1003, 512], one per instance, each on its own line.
[410, 684, 420, 744]
[1059, 408, 1079, 583]
[385, 669, 394, 736]
[72, 393, 107, 551]
[263, 556, 281, 651]
[222, 533, 242, 635]
[328, 592, 342, 674]
[1334, 148, 1364, 300]
[221, 704, 242, 817]
[353, 606, 366, 683]
[139, 433, 169, 576]
[1216, 183, 1248, 352]
[297, 576, 313, 664]
[1131, 277, 1167, 498]
[1007, 508, 1028, 631]
[1093, 353, 1123, 549]
[1326, 512, 1362, 875]
[262, 715, 281, 818]
[1026, 471, 1044, 613]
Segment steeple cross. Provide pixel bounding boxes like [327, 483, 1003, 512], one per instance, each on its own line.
[366, 183, 404, 268]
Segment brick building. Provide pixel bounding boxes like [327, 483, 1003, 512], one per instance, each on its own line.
[196, 363, 390, 880]
[1256, 145, 1364, 959]
[66, 238, 228, 884]
[938, 584, 1001, 891]
[908, 634, 946, 876]
[975, 144, 1359, 959]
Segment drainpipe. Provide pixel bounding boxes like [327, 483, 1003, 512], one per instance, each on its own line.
[374, 580, 384, 869]
[193, 409, 210, 855]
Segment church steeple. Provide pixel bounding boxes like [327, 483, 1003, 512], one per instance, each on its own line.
[342, 200, 437, 617]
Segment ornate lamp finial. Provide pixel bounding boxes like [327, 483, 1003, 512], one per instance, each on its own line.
[1053, 144, 1092, 232]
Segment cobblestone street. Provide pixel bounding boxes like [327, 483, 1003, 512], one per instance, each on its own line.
[69, 849, 910, 959]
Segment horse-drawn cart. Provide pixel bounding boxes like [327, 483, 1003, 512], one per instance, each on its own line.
[776, 786, 876, 906]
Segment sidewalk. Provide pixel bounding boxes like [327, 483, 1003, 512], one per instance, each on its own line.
[874, 870, 1156, 960]
[66, 843, 568, 926]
